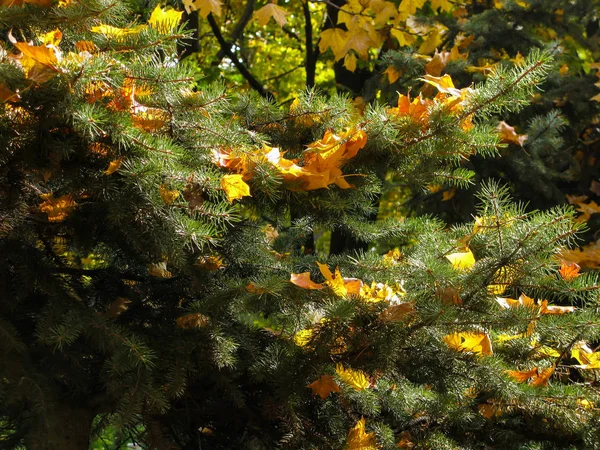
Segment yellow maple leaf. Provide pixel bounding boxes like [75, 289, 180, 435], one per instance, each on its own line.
[253, 3, 288, 27]
[343, 29, 373, 60]
[294, 328, 314, 347]
[571, 343, 600, 369]
[75, 41, 97, 54]
[319, 28, 349, 61]
[445, 248, 475, 271]
[497, 121, 527, 146]
[316, 262, 363, 297]
[221, 174, 251, 202]
[443, 331, 493, 356]
[421, 74, 461, 96]
[290, 272, 324, 290]
[90, 24, 146, 40]
[344, 52, 358, 72]
[345, 417, 377, 450]
[336, 364, 370, 391]
[159, 184, 180, 204]
[148, 261, 173, 278]
[196, 255, 224, 271]
[390, 29, 417, 47]
[39, 29, 62, 47]
[182, 0, 222, 17]
[307, 375, 341, 399]
[39, 193, 76, 222]
[430, 0, 454, 12]
[398, 0, 427, 18]
[105, 158, 123, 175]
[384, 66, 402, 84]
[148, 5, 183, 33]
[14, 42, 60, 83]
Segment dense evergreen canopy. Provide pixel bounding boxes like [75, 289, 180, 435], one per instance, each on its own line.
[1, 0, 600, 449]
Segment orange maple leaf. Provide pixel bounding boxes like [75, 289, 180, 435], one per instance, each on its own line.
[307, 375, 341, 399]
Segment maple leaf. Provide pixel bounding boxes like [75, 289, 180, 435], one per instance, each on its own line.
[379, 302, 415, 323]
[538, 300, 575, 315]
[396, 431, 414, 449]
[90, 24, 146, 40]
[254, 3, 288, 27]
[319, 28, 349, 61]
[176, 312, 209, 329]
[383, 66, 402, 84]
[307, 375, 341, 399]
[148, 5, 183, 33]
[148, 261, 173, 278]
[370, 0, 398, 26]
[421, 74, 462, 96]
[159, 185, 180, 204]
[290, 272, 324, 290]
[196, 255, 224, 271]
[443, 331, 493, 356]
[182, 0, 222, 17]
[316, 262, 363, 297]
[105, 158, 123, 175]
[336, 364, 370, 391]
[343, 29, 374, 60]
[39, 29, 62, 47]
[39, 193, 76, 222]
[478, 400, 503, 419]
[388, 92, 430, 122]
[294, 328, 314, 347]
[506, 367, 539, 383]
[14, 41, 60, 83]
[345, 417, 377, 450]
[497, 121, 527, 146]
[390, 29, 416, 47]
[221, 174, 251, 202]
[344, 53, 358, 72]
[360, 282, 403, 303]
[529, 367, 554, 387]
[105, 297, 131, 319]
[0, 84, 19, 104]
[430, 0, 454, 12]
[445, 248, 475, 271]
[75, 41, 97, 54]
[398, 0, 427, 18]
[571, 343, 600, 369]
[245, 282, 269, 294]
[487, 265, 518, 295]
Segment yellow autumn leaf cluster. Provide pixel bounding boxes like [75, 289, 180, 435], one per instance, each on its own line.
[214, 128, 367, 201]
[496, 293, 575, 315]
[318, 0, 463, 72]
[387, 74, 473, 130]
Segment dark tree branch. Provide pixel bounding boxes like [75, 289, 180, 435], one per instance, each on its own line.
[206, 13, 273, 99]
[303, 0, 319, 88]
[215, 0, 256, 62]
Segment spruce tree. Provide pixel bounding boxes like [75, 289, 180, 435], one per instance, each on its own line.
[1, 1, 600, 450]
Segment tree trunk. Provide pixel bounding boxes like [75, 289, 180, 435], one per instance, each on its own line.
[27, 405, 93, 450]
